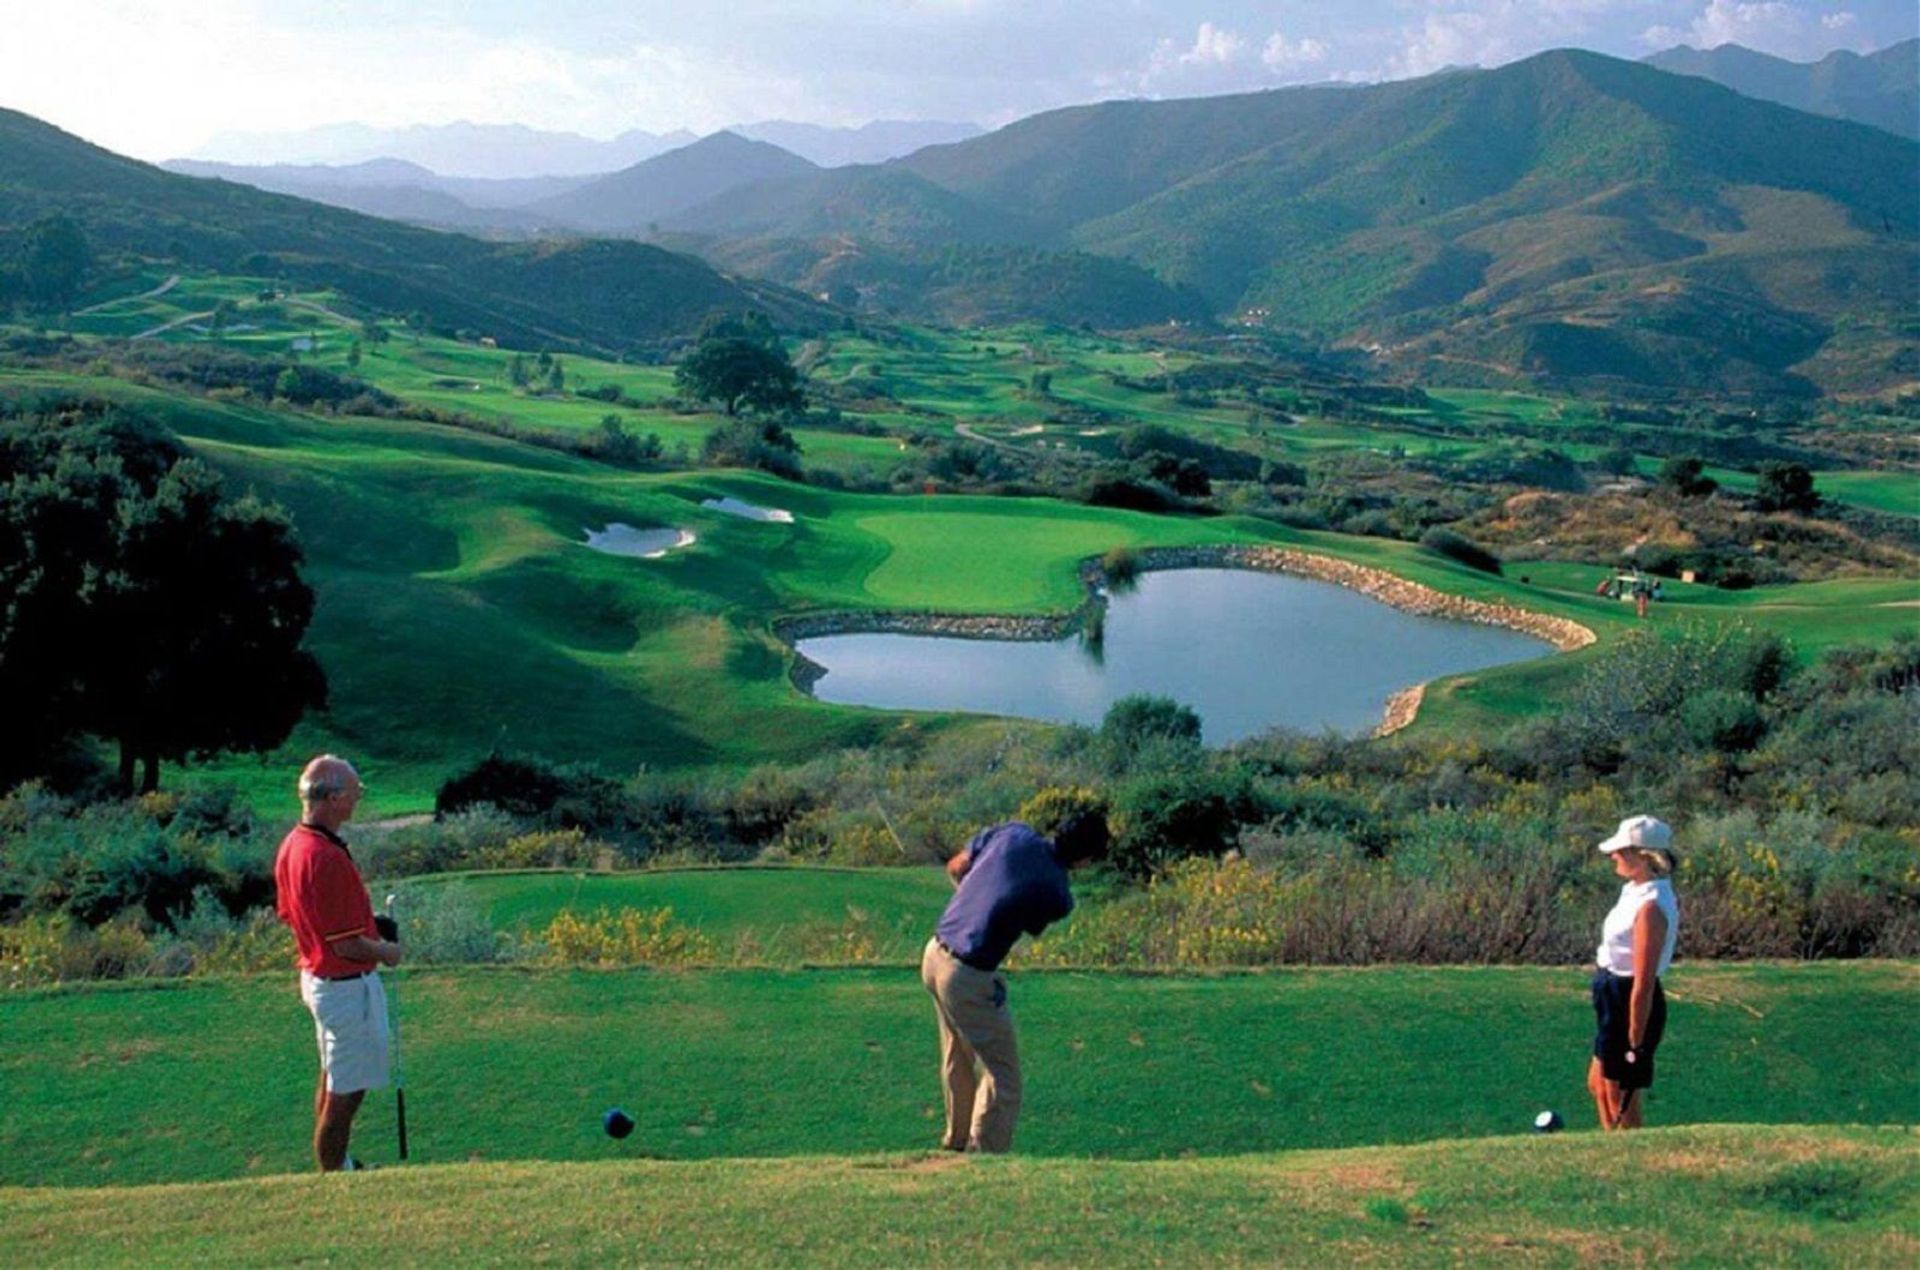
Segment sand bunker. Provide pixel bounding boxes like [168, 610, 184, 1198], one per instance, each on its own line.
[583, 524, 695, 558]
[701, 497, 795, 524]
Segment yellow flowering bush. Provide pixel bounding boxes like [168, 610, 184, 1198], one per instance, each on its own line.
[538, 906, 715, 967]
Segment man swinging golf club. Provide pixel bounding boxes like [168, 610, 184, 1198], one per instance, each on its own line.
[274, 755, 402, 1171]
[921, 808, 1109, 1153]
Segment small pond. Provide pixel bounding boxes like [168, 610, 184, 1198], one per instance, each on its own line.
[796, 568, 1552, 742]
[583, 524, 695, 558]
[702, 497, 794, 523]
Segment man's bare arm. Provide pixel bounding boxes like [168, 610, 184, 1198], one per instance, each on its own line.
[330, 934, 402, 966]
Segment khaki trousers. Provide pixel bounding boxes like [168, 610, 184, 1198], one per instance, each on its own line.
[920, 937, 1022, 1153]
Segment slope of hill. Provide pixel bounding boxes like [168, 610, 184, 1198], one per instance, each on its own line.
[1645, 38, 1920, 140]
[883, 49, 1917, 394]
[702, 236, 1210, 328]
[530, 132, 819, 234]
[668, 165, 1037, 244]
[5, 1127, 1914, 1265]
[0, 110, 830, 352]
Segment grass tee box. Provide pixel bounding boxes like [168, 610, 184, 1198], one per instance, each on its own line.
[5, 1125, 1914, 1267]
[1, 963, 1912, 1189]
[411, 866, 953, 960]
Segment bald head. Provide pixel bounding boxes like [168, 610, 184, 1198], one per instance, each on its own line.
[299, 754, 363, 828]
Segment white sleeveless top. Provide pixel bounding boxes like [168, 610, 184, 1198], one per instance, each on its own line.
[1596, 878, 1678, 977]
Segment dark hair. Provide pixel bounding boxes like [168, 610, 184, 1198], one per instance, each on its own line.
[1053, 811, 1110, 865]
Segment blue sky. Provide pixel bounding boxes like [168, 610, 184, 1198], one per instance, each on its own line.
[4, 1, 1915, 159]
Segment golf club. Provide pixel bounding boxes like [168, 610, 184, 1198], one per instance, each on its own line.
[383, 893, 409, 1162]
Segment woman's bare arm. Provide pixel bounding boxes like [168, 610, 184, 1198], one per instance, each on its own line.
[1627, 903, 1668, 1048]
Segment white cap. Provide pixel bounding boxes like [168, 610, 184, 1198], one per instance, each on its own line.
[1598, 815, 1673, 854]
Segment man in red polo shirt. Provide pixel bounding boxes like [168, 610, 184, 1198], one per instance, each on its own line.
[275, 754, 402, 1172]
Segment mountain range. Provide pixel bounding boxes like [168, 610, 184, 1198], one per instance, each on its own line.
[0, 109, 829, 354]
[10, 44, 1918, 394]
[186, 118, 982, 177]
[703, 47, 1915, 394]
[1643, 38, 1918, 140]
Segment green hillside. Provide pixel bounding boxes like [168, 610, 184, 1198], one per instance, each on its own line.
[701, 238, 1212, 328]
[886, 50, 1920, 395]
[1645, 38, 1920, 140]
[6, 1126, 1914, 1266]
[409, 866, 951, 957]
[0, 110, 830, 354]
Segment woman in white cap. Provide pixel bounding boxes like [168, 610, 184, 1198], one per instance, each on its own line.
[1588, 814, 1679, 1130]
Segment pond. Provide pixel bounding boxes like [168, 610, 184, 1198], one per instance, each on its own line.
[795, 568, 1552, 741]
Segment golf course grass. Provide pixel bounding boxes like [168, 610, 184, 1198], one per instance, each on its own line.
[406, 866, 953, 958]
[6, 361, 1912, 813]
[3, 962, 1913, 1188]
[18, 286, 1920, 811]
[6, 1125, 1915, 1266]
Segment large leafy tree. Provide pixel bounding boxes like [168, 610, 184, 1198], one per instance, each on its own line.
[673, 312, 804, 418]
[0, 400, 326, 792]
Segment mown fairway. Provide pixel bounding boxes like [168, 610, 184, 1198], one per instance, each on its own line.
[2, 963, 1913, 1188]
[4, 361, 1911, 812]
[6, 1125, 1915, 1266]
[411, 866, 952, 957]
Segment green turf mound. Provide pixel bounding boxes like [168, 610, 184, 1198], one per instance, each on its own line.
[6, 1126, 1913, 1266]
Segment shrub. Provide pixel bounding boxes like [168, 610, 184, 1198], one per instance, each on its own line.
[383, 882, 511, 965]
[1101, 695, 1202, 754]
[537, 906, 713, 966]
[478, 828, 607, 871]
[436, 752, 630, 834]
[1101, 545, 1141, 584]
[1110, 769, 1250, 877]
[1016, 787, 1108, 837]
[355, 807, 520, 879]
[1418, 527, 1502, 574]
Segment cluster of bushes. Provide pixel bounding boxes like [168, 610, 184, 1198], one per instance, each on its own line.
[5, 628, 1914, 983]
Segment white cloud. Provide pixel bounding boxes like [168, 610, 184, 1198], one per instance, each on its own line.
[1639, 1, 1871, 57]
[1182, 21, 1248, 65]
[1135, 20, 1331, 95]
[1262, 33, 1330, 70]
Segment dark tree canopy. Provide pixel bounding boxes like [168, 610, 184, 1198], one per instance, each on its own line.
[674, 312, 803, 418]
[19, 214, 92, 310]
[1657, 455, 1718, 498]
[0, 399, 326, 792]
[1753, 462, 1819, 515]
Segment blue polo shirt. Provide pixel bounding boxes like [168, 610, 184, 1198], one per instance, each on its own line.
[935, 822, 1074, 972]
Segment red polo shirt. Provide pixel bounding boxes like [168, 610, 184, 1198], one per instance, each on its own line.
[274, 823, 377, 977]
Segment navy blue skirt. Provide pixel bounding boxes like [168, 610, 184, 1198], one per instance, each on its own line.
[1591, 968, 1666, 1090]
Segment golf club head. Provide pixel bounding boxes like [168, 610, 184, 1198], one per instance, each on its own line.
[384, 892, 397, 915]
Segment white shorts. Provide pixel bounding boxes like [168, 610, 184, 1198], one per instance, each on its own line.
[299, 970, 391, 1095]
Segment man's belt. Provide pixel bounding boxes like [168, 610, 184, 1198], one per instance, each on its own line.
[936, 938, 994, 973]
[317, 969, 372, 982]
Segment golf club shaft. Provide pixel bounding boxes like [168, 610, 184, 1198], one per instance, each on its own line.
[384, 894, 408, 1161]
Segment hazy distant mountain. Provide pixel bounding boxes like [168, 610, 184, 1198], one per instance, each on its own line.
[730, 119, 984, 166]
[161, 157, 591, 232]
[1, 109, 832, 352]
[188, 121, 698, 178]
[529, 132, 819, 234]
[1644, 39, 1919, 139]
